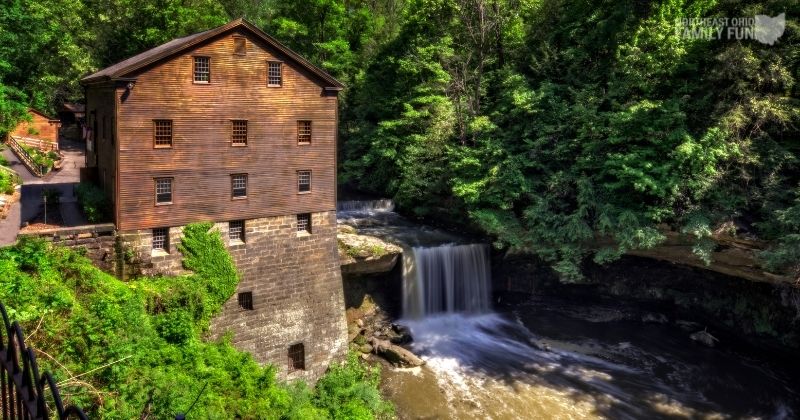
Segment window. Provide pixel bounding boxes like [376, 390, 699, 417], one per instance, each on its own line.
[238, 292, 253, 310]
[154, 120, 173, 147]
[232, 174, 248, 198]
[155, 178, 173, 204]
[288, 343, 305, 371]
[297, 213, 311, 234]
[297, 121, 311, 144]
[231, 120, 247, 146]
[152, 227, 169, 251]
[297, 170, 311, 193]
[229, 220, 245, 242]
[233, 37, 246, 55]
[194, 56, 210, 83]
[268, 61, 282, 86]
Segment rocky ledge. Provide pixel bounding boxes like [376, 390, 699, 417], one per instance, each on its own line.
[338, 224, 402, 275]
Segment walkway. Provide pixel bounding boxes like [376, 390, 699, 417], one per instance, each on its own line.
[0, 138, 87, 245]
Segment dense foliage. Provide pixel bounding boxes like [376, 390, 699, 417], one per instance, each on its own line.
[75, 182, 111, 222]
[0, 0, 797, 281]
[0, 225, 392, 418]
[340, 0, 800, 280]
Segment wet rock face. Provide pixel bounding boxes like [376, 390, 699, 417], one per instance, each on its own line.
[493, 253, 800, 353]
[338, 224, 403, 275]
[690, 329, 720, 347]
[344, 293, 423, 366]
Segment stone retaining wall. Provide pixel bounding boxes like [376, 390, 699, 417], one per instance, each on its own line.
[20, 224, 118, 273]
[119, 211, 348, 383]
[21, 213, 348, 383]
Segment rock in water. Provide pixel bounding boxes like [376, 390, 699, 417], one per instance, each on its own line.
[390, 323, 413, 345]
[368, 337, 425, 367]
[690, 329, 719, 347]
[642, 313, 668, 324]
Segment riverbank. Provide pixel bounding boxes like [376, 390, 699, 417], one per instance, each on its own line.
[337, 203, 800, 418]
[375, 297, 800, 419]
[494, 253, 800, 355]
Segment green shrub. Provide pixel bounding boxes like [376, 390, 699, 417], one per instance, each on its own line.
[315, 353, 395, 420]
[0, 170, 15, 194]
[21, 145, 55, 171]
[0, 226, 394, 418]
[74, 182, 110, 222]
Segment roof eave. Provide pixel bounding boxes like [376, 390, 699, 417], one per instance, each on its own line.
[80, 18, 344, 90]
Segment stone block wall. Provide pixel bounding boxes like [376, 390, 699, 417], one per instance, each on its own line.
[20, 224, 118, 273]
[120, 211, 348, 383]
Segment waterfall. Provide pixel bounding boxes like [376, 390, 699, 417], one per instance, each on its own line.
[337, 199, 395, 213]
[402, 243, 491, 319]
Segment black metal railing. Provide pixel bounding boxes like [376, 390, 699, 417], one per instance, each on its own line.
[0, 303, 87, 419]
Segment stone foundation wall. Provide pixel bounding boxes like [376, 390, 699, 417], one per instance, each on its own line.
[118, 211, 348, 383]
[20, 224, 118, 273]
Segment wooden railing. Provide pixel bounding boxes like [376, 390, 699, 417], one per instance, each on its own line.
[13, 137, 58, 152]
[5, 136, 47, 177]
[0, 302, 88, 419]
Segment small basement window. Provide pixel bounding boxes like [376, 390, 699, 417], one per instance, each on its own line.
[155, 178, 173, 204]
[232, 174, 248, 198]
[229, 220, 245, 242]
[297, 120, 311, 144]
[194, 56, 210, 83]
[297, 213, 311, 234]
[154, 120, 173, 147]
[152, 227, 169, 252]
[297, 170, 311, 193]
[233, 37, 246, 55]
[288, 343, 305, 371]
[268, 61, 282, 86]
[231, 120, 247, 146]
[238, 292, 253, 310]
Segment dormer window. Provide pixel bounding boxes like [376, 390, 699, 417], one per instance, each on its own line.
[233, 37, 246, 55]
[194, 56, 210, 83]
[268, 61, 282, 87]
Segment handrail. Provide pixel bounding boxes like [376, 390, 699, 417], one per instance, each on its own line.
[13, 137, 58, 152]
[5, 136, 46, 177]
[0, 303, 88, 419]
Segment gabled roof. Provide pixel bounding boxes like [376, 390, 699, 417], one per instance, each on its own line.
[28, 108, 59, 122]
[81, 18, 343, 89]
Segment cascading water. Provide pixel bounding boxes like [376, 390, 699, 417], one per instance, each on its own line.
[337, 199, 395, 213]
[402, 244, 491, 319]
[339, 201, 800, 419]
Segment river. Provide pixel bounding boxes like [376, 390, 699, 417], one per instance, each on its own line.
[338, 201, 800, 419]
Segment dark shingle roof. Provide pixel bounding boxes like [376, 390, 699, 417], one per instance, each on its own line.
[81, 18, 343, 89]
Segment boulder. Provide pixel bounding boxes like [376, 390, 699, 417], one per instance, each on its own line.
[338, 227, 403, 274]
[690, 329, 719, 347]
[642, 313, 668, 324]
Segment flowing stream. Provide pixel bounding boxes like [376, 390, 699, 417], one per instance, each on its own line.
[339, 202, 800, 419]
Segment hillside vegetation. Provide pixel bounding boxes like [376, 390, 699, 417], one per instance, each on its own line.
[0, 224, 392, 419]
[1, 0, 797, 281]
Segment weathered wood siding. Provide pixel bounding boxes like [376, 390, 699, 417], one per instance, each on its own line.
[10, 110, 59, 143]
[114, 29, 337, 231]
[85, 86, 118, 209]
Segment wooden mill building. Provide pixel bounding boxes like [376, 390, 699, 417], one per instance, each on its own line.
[80, 18, 347, 382]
